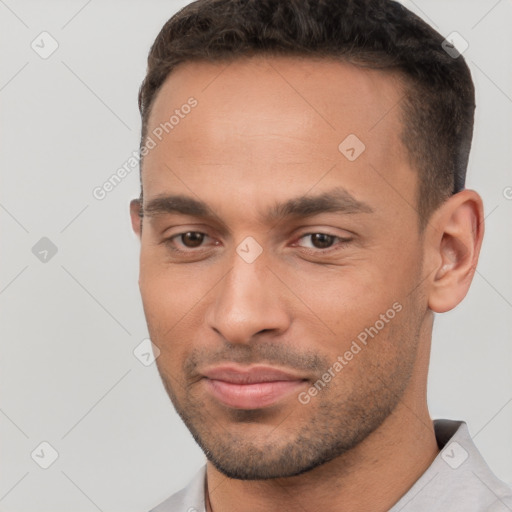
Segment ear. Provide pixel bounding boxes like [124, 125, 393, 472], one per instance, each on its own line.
[130, 199, 142, 238]
[425, 189, 484, 313]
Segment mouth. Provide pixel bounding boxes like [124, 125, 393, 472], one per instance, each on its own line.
[201, 364, 309, 409]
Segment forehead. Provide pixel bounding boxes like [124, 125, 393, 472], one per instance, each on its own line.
[142, 56, 415, 223]
[147, 55, 406, 146]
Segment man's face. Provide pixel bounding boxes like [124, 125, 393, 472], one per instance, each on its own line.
[132, 57, 430, 479]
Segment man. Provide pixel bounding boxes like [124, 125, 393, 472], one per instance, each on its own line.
[130, 0, 512, 510]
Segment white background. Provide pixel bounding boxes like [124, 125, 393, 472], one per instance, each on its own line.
[1, 1, 511, 510]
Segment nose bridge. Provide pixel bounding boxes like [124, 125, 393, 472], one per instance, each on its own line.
[225, 254, 261, 305]
[207, 248, 289, 343]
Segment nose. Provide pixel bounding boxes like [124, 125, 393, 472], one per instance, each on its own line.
[205, 251, 291, 345]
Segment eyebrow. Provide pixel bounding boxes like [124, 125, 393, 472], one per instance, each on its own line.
[143, 187, 374, 224]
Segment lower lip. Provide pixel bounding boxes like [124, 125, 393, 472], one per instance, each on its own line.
[204, 378, 306, 409]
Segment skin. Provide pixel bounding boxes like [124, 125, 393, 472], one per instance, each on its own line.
[130, 56, 484, 512]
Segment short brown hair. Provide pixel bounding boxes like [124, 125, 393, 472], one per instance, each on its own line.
[138, 0, 475, 226]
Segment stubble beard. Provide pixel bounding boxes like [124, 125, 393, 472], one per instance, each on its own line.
[154, 308, 422, 481]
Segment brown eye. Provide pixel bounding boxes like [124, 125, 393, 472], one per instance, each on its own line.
[309, 233, 336, 249]
[294, 232, 352, 253]
[180, 232, 205, 247]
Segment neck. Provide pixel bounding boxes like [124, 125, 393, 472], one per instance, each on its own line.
[205, 385, 438, 512]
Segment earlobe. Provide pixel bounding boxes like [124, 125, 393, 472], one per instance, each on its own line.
[130, 199, 143, 238]
[427, 190, 484, 313]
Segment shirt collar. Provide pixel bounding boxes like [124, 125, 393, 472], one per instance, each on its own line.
[153, 419, 512, 512]
[389, 419, 512, 511]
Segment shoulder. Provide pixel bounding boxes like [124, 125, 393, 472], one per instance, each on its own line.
[391, 419, 512, 511]
[149, 466, 206, 512]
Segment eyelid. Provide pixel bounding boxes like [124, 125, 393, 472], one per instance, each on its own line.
[164, 230, 216, 251]
[162, 228, 354, 253]
[292, 232, 353, 251]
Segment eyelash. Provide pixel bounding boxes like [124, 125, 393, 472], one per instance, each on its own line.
[163, 231, 352, 254]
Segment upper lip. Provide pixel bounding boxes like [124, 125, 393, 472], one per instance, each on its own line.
[201, 365, 307, 384]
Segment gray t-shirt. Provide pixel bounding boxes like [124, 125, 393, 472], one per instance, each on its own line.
[150, 419, 512, 511]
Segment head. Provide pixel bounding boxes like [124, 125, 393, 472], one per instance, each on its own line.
[131, 0, 484, 480]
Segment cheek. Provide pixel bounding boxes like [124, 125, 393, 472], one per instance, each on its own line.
[139, 247, 204, 311]
[290, 268, 394, 335]
[139, 270, 190, 376]
[139, 253, 182, 339]
[138, 255, 218, 353]
[288, 254, 422, 362]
